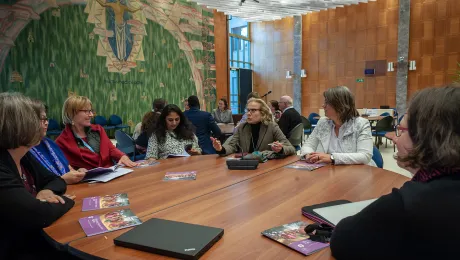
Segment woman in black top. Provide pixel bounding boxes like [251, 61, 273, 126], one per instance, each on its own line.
[0, 93, 76, 259]
[330, 84, 460, 259]
[135, 111, 160, 153]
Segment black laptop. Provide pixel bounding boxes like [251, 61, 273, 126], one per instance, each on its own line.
[114, 218, 224, 260]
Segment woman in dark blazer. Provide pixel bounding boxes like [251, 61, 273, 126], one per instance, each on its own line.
[330, 84, 460, 259]
[0, 93, 76, 259]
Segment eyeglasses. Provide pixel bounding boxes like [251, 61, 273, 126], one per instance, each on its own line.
[247, 108, 260, 114]
[40, 117, 48, 122]
[395, 125, 408, 137]
[79, 109, 95, 115]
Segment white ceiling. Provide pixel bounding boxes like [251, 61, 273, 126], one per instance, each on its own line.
[190, 0, 376, 22]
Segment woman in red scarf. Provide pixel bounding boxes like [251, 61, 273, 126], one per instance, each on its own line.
[56, 96, 137, 170]
[330, 84, 460, 259]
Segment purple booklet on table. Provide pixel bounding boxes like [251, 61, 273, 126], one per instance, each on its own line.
[82, 193, 130, 212]
[78, 209, 142, 237]
[262, 221, 329, 256]
[284, 161, 326, 171]
[163, 171, 197, 181]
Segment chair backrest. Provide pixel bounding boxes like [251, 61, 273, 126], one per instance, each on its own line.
[48, 119, 60, 130]
[380, 112, 391, 116]
[372, 146, 384, 168]
[109, 114, 122, 125]
[115, 130, 135, 155]
[232, 114, 243, 126]
[94, 115, 108, 126]
[301, 116, 312, 130]
[288, 123, 304, 147]
[375, 116, 394, 132]
[308, 113, 320, 125]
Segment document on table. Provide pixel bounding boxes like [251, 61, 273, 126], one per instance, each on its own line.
[313, 199, 377, 226]
[85, 167, 133, 183]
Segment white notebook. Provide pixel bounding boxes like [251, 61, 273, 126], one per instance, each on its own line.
[313, 199, 377, 226]
[84, 167, 133, 183]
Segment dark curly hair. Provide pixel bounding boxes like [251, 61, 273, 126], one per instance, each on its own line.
[141, 111, 160, 137]
[155, 104, 195, 143]
[397, 84, 460, 171]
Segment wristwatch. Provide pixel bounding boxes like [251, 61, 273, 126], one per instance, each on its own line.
[330, 154, 335, 165]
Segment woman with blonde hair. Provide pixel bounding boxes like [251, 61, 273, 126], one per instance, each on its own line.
[211, 98, 295, 156]
[56, 95, 137, 170]
[29, 100, 86, 184]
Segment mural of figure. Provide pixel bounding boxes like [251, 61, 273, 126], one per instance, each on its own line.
[95, 0, 143, 61]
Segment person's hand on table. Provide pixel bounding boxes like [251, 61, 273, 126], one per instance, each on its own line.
[187, 148, 201, 156]
[36, 189, 67, 204]
[118, 155, 139, 168]
[211, 137, 222, 152]
[62, 170, 86, 184]
[270, 141, 283, 153]
[63, 194, 76, 200]
[305, 152, 332, 164]
[70, 165, 87, 173]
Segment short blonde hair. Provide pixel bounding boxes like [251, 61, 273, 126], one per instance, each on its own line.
[0, 93, 41, 149]
[247, 98, 273, 125]
[62, 96, 92, 125]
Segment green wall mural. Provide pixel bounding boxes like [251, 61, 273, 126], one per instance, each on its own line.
[0, 0, 216, 129]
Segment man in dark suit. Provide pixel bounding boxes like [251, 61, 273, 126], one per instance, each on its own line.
[184, 96, 222, 154]
[278, 95, 302, 138]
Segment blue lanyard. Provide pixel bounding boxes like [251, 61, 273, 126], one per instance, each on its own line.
[76, 133, 95, 153]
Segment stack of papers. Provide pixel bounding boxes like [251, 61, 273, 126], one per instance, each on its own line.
[83, 166, 133, 183]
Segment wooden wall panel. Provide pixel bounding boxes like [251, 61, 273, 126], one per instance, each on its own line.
[408, 0, 460, 98]
[248, 0, 460, 116]
[213, 11, 229, 102]
[301, 0, 398, 116]
[251, 17, 294, 103]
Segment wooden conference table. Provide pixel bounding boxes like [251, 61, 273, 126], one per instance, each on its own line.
[44, 155, 299, 244]
[66, 163, 408, 259]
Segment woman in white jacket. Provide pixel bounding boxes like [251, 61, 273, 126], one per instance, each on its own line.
[300, 86, 375, 166]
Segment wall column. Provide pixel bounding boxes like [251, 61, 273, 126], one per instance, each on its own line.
[396, 0, 411, 116]
[293, 15, 302, 113]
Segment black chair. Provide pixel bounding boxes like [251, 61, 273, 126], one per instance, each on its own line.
[301, 116, 312, 139]
[372, 116, 394, 149]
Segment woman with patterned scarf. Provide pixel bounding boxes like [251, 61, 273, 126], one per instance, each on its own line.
[330, 84, 460, 259]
